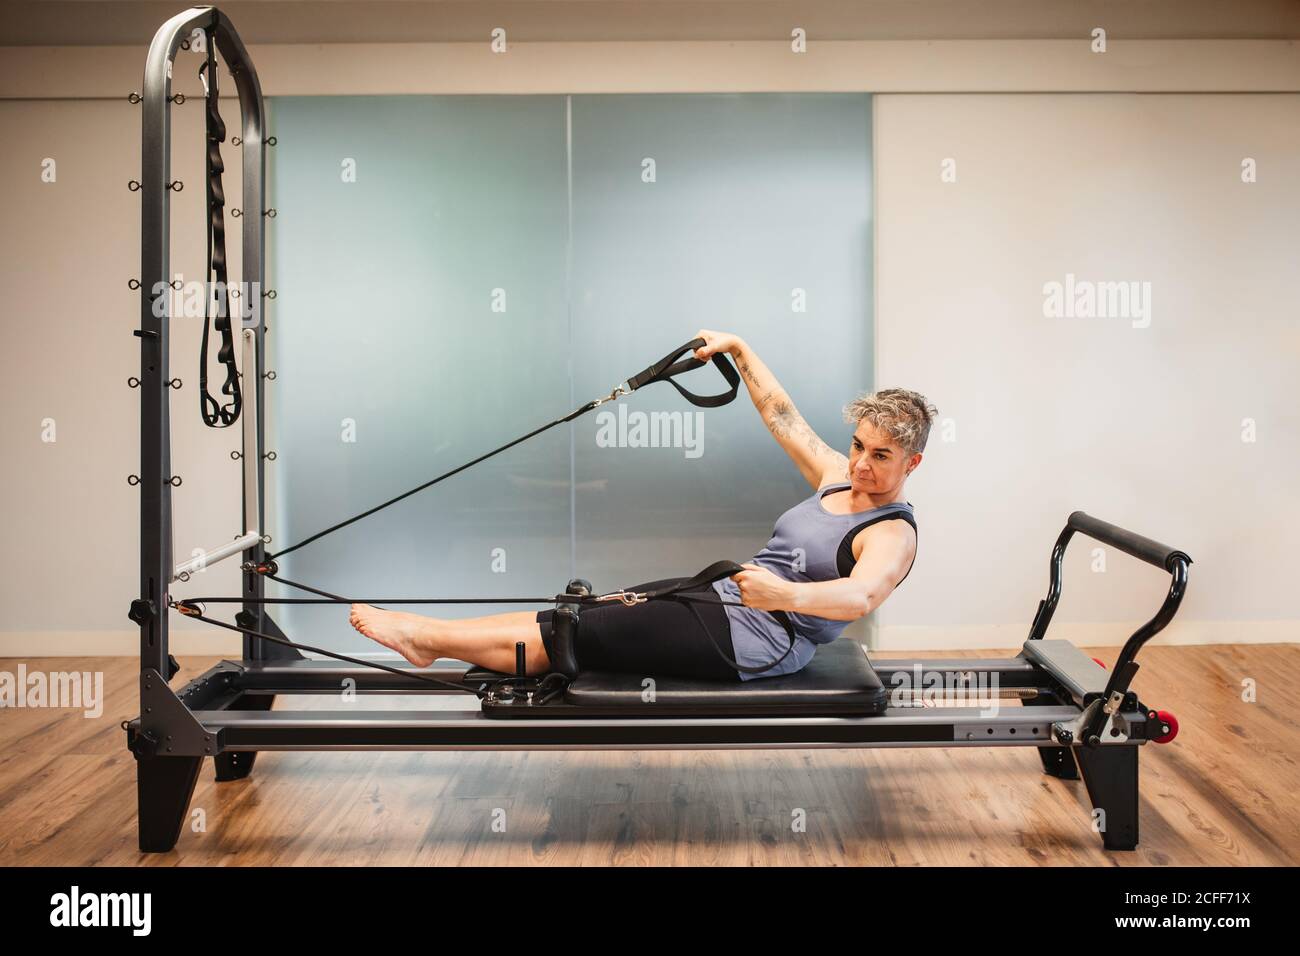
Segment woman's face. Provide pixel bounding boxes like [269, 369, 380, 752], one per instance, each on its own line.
[847, 422, 921, 496]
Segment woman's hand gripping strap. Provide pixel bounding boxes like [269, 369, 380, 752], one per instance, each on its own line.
[622, 338, 741, 408]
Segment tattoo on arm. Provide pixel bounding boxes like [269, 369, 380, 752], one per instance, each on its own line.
[802, 427, 833, 458]
[767, 399, 799, 439]
[764, 398, 848, 474]
[799, 422, 848, 472]
[741, 347, 845, 474]
[820, 446, 849, 476]
[736, 357, 757, 385]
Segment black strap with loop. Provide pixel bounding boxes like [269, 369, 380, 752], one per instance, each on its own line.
[198, 37, 241, 428]
[623, 339, 741, 408]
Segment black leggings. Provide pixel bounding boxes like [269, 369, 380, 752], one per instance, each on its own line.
[535, 576, 742, 682]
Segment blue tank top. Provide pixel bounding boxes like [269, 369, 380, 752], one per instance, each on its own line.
[711, 482, 916, 681]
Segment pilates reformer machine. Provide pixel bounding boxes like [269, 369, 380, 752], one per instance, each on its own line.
[125, 6, 1189, 854]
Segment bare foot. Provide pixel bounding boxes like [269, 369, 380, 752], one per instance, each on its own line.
[349, 604, 438, 667]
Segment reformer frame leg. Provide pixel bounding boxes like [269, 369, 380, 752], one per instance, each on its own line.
[213, 696, 273, 781]
[219, 608, 294, 781]
[136, 754, 204, 853]
[1037, 743, 1079, 780]
[1024, 694, 1078, 779]
[216, 612, 293, 782]
[1075, 744, 1140, 850]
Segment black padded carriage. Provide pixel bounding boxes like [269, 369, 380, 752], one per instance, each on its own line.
[473, 640, 889, 717]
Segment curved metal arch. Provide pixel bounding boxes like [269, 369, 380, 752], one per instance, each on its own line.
[136, 6, 272, 676]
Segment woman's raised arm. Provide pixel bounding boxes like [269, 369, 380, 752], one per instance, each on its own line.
[693, 330, 847, 489]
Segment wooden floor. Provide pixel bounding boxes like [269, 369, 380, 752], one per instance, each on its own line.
[0, 643, 1296, 866]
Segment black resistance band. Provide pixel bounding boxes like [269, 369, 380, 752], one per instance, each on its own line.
[198, 38, 242, 428]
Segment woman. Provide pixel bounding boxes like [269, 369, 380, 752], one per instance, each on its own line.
[350, 330, 933, 682]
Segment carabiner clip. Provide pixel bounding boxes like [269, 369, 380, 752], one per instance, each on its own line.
[173, 598, 206, 618]
[592, 383, 629, 408]
[596, 589, 646, 607]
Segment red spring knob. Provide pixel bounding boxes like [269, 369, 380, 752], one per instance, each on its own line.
[1151, 710, 1179, 744]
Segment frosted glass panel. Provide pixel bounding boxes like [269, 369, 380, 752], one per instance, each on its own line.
[269, 96, 570, 652]
[269, 93, 871, 653]
[569, 94, 873, 588]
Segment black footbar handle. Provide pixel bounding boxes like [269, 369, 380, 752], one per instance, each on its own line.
[1067, 512, 1192, 572]
[624, 338, 741, 408]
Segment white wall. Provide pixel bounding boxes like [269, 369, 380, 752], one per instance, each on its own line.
[873, 93, 1300, 650]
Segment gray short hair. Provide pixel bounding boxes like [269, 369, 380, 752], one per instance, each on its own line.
[842, 388, 938, 457]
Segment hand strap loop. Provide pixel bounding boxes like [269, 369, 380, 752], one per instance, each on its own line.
[624, 338, 741, 408]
